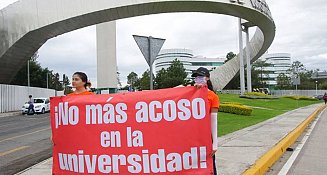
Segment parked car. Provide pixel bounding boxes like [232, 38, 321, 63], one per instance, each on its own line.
[22, 98, 50, 114]
[314, 95, 324, 100]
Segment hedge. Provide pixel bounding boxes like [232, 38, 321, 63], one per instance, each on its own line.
[239, 95, 279, 99]
[221, 102, 242, 105]
[219, 104, 252, 116]
[244, 92, 269, 96]
[283, 95, 318, 101]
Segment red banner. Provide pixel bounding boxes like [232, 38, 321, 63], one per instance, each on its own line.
[51, 86, 213, 174]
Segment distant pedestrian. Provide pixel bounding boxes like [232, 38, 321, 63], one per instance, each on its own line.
[323, 93, 327, 105]
[27, 95, 35, 115]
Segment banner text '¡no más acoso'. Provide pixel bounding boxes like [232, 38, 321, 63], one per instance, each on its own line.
[54, 98, 206, 128]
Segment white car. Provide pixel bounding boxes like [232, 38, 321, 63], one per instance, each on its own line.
[22, 98, 50, 114]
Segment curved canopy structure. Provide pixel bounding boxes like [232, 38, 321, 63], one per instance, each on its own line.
[0, 0, 275, 89]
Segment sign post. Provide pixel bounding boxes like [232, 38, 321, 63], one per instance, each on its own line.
[133, 35, 165, 90]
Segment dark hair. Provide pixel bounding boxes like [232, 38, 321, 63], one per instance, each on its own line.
[207, 79, 214, 91]
[29, 95, 32, 98]
[73, 72, 91, 89]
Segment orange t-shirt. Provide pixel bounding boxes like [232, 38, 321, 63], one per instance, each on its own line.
[67, 91, 94, 96]
[208, 90, 219, 109]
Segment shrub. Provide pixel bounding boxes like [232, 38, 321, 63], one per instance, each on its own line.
[241, 92, 279, 99]
[219, 104, 252, 116]
[240, 95, 279, 99]
[283, 96, 318, 101]
[221, 102, 242, 105]
[244, 92, 269, 96]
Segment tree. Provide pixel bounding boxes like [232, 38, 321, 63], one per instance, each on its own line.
[320, 81, 327, 89]
[53, 73, 62, 91]
[250, 68, 263, 89]
[297, 71, 315, 90]
[154, 68, 168, 89]
[127, 72, 138, 89]
[10, 52, 65, 91]
[137, 70, 150, 90]
[154, 59, 188, 89]
[117, 70, 122, 89]
[62, 74, 72, 94]
[252, 59, 271, 88]
[276, 73, 292, 90]
[225, 52, 236, 63]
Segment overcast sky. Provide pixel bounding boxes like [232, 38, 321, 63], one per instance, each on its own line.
[1, 0, 326, 87]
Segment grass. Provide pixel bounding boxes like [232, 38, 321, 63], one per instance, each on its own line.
[217, 94, 322, 136]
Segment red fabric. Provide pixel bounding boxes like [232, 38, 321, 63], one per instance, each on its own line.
[51, 86, 213, 175]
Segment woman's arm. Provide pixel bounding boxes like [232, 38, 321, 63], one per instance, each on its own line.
[211, 108, 218, 156]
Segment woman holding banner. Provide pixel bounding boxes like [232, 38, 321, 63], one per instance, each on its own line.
[51, 72, 94, 144]
[68, 72, 94, 96]
[192, 67, 219, 175]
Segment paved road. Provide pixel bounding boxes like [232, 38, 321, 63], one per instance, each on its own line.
[0, 113, 52, 175]
[286, 108, 327, 175]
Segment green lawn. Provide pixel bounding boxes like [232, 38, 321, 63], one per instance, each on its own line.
[217, 94, 322, 136]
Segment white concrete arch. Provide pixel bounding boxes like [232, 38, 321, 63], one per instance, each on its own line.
[0, 0, 275, 89]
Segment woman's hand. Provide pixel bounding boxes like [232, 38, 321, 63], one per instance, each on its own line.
[50, 135, 54, 145]
[210, 149, 217, 157]
[194, 83, 207, 89]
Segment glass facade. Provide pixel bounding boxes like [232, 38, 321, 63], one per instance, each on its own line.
[257, 53, 292, 86]
[154, 49, 225, 79]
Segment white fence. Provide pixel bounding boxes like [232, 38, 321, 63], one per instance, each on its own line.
[220, 89, 327, 97]
[0, 84, 64, 113]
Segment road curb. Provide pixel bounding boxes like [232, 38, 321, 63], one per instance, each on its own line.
[15, 158, 52, 175]
[241, 104, 327, 175]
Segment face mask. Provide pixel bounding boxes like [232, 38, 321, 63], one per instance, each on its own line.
[194, 76, 206, 84]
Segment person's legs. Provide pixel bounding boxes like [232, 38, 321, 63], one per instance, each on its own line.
[213, 155, 217, 175]
[27, 104, 34, 115]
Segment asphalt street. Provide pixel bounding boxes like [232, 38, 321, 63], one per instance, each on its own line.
[286, 108, 327, 175]
[267, 107, 327, 175]
[0, 113, 52, 175]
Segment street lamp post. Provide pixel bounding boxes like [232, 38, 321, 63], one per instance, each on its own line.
[27, 60, 30, 87]
[315, 81, 318, 96]
[46, 73, 49, 89]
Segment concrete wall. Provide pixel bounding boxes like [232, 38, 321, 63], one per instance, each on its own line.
[0, 84, 61, 113]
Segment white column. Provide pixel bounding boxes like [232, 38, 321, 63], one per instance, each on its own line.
[96, 21, 117, 89]
[245, 27, 252, 92]
[238, 18, 245, 95]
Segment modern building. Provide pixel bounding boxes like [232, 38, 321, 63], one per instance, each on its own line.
[191, 55, 225, 71]
[312, 71, 327, 80]
[154, 49, 193, 78]
[154, 49, 225, 79]
[256, 53, 292, 85]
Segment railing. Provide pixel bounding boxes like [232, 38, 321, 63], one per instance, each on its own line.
[220, 89, 327, 97]
[0, 84, 64, 113]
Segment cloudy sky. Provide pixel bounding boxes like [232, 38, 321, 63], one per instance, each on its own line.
[1, 0, 326, 87]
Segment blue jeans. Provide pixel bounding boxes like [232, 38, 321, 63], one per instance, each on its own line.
[27, 104, 35, 114]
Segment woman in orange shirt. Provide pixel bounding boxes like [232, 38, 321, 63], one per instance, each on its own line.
[51, 72, 93, 144]
[192, 67, 219, 175]
[68, 72, 94, 96]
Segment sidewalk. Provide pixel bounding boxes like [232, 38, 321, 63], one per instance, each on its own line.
[0, 111, 21, 118]
[16, 103, 325, 175]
